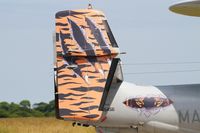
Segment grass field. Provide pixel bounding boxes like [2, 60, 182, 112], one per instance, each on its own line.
[0, 117, 96, 133]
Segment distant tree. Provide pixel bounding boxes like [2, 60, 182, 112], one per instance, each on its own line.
[0, 110, 9, 118]
[0, 102, 12, 118]
[0, 100, 55, 118]
[33, 102, 48, 113]
[31, 110, 44, 117]
[33, 100, 55, 117]
[8, 102, 20, 117]
[45, 100, 55, 116]
[47, 100, 55, 112]
[15, 110, 32, 117]
[9, 102, 20, 111]
[19, 100, 31, 109]
[0, 102, 10, 111]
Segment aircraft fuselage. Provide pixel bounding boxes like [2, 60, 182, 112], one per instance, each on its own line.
[96, 82, 200, 133]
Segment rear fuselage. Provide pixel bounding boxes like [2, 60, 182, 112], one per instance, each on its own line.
[97, 82, 200, 132]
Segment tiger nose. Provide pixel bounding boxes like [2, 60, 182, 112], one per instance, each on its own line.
[143, 97, 155, 108]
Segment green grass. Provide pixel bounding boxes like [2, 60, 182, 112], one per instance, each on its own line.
[0, 117, 96, 133]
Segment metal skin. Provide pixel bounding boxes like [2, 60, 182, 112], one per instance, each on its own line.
[95, 82, 200, 133]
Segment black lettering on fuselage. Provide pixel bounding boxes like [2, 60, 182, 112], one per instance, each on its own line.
[192, 110, 200, 123]
[179, 110, 189, 123]
[178, 110, 200, 123]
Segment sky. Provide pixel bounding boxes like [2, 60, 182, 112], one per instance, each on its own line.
[0, 0, 200, 104]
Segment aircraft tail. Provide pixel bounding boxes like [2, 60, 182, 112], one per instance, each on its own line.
[54, 9, 122, 122]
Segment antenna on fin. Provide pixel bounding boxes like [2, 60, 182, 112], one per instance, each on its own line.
[88, 3, 93, 9]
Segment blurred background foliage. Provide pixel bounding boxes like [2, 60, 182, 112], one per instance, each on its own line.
[0, 100, 55, 118]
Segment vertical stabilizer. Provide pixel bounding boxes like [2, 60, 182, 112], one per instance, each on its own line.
[54, 9, 120, 122]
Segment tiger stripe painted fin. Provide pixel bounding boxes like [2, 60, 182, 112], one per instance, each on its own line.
[54, 9, 121, 123]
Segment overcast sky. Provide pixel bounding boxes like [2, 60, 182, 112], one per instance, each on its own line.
[0, 0, 200, 104]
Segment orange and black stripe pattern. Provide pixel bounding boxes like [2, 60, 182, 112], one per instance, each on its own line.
[55, 9, 119, 121]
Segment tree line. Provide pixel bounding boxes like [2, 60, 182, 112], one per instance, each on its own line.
[0, 100, 55, 118]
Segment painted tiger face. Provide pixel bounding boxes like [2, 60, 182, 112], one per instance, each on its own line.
[123, 95, 173, 118]
[124, 96, 173, 109]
